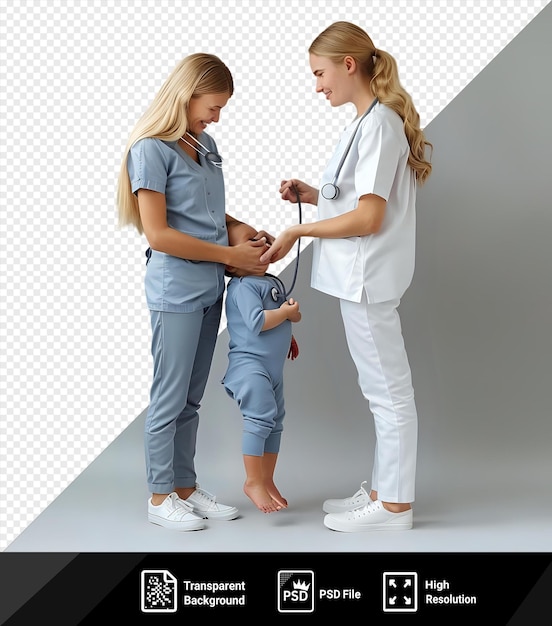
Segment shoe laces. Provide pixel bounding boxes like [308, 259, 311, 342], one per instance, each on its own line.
[345, 480, 370, 505]
[165, 493, 195, 519]
[190, 485, 219, 509]
[348, 500, 382, 520]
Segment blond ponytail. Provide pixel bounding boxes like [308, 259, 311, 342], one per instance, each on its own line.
[310, 21, 432, 185]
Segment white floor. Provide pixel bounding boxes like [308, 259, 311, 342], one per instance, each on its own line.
[5, 403, 552, 554]
[5, 249, 552, 554]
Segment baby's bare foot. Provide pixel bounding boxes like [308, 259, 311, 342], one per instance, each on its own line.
[244, 482, 282, 513]
[265, 479, 288, 508]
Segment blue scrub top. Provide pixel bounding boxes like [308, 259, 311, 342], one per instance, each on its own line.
[128, 136, 228, 312]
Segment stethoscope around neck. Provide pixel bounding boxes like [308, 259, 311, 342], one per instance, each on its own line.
[267, 275, 289, 303]
[320, 98, 378, 200]
[180, 132, 223, 168]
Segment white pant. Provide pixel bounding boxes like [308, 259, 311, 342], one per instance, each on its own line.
[339, 294, 417, 503]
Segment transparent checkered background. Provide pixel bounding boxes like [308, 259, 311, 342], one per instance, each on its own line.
[1, 0, 549, 550]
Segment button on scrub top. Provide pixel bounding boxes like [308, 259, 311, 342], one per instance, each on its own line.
[128, 136, 228, 312]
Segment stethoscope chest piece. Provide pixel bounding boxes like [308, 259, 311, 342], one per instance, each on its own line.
[321, 182, 340, 200]
[271, 287, 280, 302]
[205, 151, 223, 166]
[180, 133, 223, 168]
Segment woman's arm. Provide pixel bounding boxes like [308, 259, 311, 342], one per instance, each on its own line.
[138, 189, 268, 272]
[260, 193, 386, 263]
[299, 194, 386, 238]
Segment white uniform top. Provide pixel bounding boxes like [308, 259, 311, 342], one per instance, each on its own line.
[311, 101, 417, 304]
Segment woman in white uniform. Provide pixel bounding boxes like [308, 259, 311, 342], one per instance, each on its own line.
[117, 54, 271, 531]
[261, 22, 432, 531]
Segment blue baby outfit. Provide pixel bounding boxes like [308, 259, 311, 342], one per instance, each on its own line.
[222, 274, 292, 456]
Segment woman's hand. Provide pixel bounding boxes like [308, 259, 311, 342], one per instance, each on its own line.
[259, 226, 300, 264]
[280, 179, 318, 206]
[229, 238, 270, 274]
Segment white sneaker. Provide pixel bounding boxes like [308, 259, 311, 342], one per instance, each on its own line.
[183, 485, 239, 521]
[324, 500, 413, 532]
[148, 492, 205, 531]
[322, 480, 372, 513]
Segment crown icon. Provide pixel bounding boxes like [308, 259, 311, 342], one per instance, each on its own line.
[293, 580, 311, 591]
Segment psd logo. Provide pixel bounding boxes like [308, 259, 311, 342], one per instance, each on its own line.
[277, 570, 315, 613]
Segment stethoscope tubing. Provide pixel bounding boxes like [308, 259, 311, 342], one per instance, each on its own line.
[282, 183, 302, 299]
[321, 98, 378, 201]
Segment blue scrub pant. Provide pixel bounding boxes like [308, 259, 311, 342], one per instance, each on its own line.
[145, 299, 222, 494]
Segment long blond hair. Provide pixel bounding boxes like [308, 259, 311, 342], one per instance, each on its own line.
[116, 53, 234, 234]
[309, 22, 432, 185]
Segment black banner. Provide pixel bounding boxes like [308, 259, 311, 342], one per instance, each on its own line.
[1, 553, 550, 624]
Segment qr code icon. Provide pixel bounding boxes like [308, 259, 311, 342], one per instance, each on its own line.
[140, 569, 178, 613]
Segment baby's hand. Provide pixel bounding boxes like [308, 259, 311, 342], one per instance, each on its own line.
[283, 298, 302, 323]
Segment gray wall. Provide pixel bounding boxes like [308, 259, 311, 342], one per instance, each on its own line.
[400, 3, 552, 490]
[196, 4, 552, 501]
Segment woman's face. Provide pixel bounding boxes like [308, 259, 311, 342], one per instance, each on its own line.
[187, 92, 230, 135]
[309, 53, 352, 107]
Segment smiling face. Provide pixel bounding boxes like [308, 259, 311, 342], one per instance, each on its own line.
[187, 92, 230, 135]
[309, 53, 353, 107]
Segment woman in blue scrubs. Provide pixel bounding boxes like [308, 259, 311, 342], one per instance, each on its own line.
[117, 53, 271, 531]
[261, 23, 433, 532]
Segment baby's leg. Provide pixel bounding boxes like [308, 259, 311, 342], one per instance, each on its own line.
[243, 455, 282, 513]
[229, 371, 286, 512]
[262, 452, 287, 508]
